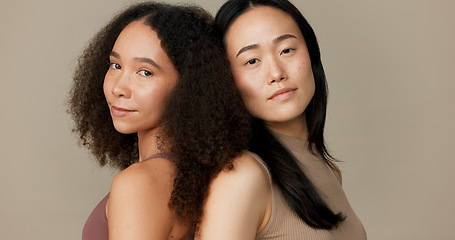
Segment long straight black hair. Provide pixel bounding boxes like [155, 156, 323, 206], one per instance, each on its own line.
[215, 0, 345, 229]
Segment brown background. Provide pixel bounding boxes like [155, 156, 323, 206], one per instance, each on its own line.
[1, 0, 454, 239]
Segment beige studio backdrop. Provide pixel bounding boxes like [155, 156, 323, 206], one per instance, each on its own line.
[1, 0, 454, 239]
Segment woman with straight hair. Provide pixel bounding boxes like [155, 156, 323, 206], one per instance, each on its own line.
[197, 0, 366, 239]
[68, 2, 251, 239]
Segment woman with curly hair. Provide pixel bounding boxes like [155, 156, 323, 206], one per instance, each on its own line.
[197, 0, 366, 239]
[68, 2, 251, 239]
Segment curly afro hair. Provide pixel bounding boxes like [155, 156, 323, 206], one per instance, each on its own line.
[68, 1, 251, 228]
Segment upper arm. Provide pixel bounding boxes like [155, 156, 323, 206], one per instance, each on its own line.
[107, 159, 181, 240]
[197, 153, 272, 240]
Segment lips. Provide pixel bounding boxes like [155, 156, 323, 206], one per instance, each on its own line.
[111, 106, 136, 117]
[268, 87, 296, 101]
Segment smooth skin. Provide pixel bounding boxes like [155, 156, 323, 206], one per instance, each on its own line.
[197, 153, 272, 239]
[103, 20, 189, 240]
[226, 6, 315, 140]
[197, 6, 341, 239]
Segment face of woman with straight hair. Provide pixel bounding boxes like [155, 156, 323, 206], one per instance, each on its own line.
[103, 20, 178, 136]
[225, 5, 315, 133]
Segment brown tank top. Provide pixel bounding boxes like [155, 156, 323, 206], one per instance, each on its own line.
[81, 152, 193, 240]
[249, 133, 367, 240]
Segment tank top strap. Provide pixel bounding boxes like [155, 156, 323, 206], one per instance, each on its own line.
[244, 151, 273, 185]
[243, 151, 279, 238]
[142, 152, 178, 164]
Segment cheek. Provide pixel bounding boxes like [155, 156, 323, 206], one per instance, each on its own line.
[234, 77, 264, 118]
[234, 75, 258, 103]
[293, 57, 315, 87]
[139, 83, 174, 113]
[297, 67, 316, 107]
[103, 76, 111, 101]
[304, 67, 316, 94]
[138, 87, 159, 104]
[231, 66, 260, 98]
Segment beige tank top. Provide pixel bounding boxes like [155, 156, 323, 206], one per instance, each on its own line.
[248, 133, 367, 240]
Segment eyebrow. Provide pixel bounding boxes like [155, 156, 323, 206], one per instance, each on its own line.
[236, 44, 259, 57]
[235, 34, 298, 58]
[274, 34, 297, 44]
[134, 57, 161, 70]
[110, 51, 161, 69]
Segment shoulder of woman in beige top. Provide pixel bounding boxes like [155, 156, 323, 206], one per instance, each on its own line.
[196, 152, 272, 240]
[327, 160, 343, 185]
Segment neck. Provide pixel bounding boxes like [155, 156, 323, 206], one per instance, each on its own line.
[137, 128, 161, 162]
[264, 113, 309, 141]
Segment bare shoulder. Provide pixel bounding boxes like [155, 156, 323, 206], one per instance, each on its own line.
[111, 157, 175, 190]
[108, 157, 176, 220]
[214, 151, 271, 187]
[107, 158, 186, 239]
[197, 152, 272, 239]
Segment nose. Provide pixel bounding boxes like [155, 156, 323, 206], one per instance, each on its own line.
[267, 57, 287, 85]
[110, 72, 132, 99]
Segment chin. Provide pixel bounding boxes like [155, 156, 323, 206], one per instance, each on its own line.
[114, 129, 135, 135]
[266, 116, 299, 123]
[112, 123, 136, 135]
[262, 109, 306, 123]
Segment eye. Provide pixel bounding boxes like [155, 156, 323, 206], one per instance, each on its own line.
[109, 62, 121, 70]
[245, 59, 259, 65]
[138, 69, 153, 77]
[281, 48, 295, 55]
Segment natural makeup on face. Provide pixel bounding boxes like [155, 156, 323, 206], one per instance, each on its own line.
[225, 6, 315, 132]
[103, 20, 178, 136]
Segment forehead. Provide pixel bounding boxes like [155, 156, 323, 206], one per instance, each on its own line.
[225, 6, 302, 48]
[113, 20, 163, 56]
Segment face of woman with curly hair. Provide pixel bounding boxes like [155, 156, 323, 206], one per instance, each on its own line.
[224, 6, 315, 131]
[103, 20, 178, 135]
